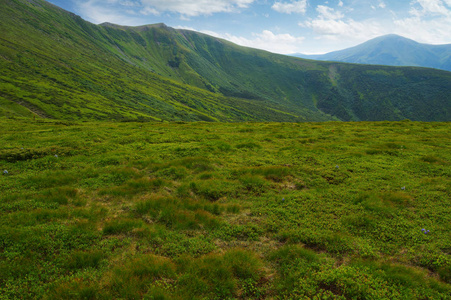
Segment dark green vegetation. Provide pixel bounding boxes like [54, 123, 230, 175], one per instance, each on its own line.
[1, 117, 450, 299]
[1, 0, 451, 122]
[293, 34, 451, 72]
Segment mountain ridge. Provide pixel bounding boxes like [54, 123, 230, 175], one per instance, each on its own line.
[0, 0, 450, 121]
[293, 34, 451, 72]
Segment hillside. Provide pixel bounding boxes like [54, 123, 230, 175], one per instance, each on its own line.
[1, 0, 451, 121]
[293, 34, 451, 72]
[1, 118, 450, 298]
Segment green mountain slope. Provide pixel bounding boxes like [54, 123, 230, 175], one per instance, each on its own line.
[0, 0, 314, 122]
[1, 0, 450, 121]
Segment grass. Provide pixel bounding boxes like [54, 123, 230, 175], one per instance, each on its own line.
[0, 117, 450, 299]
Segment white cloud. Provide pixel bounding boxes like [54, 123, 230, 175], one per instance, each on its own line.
[392, 0, 451, 44]
[371, 2, 386, 10]
[411, 0, 451, 17]
[393, 17, 451, 43]
[195, 29, 305, 54]
[303, 18, 382, 40]
[302, 0, 451, 47]
[140, 0, 255, 16]
[140, 6, 159, 15]
[175, 25, 197, 31]
[301, 4, 385, 42]
[338, 1, 344, 7]
[272, 0, 307, 14]
[316, 5, 344, 19]
[75, 0, 145, 24]
[76, 0, 256, 20]
[120, 0, 140, 6]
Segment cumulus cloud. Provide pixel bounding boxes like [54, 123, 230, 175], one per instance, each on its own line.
[302, 0, 451, 47]
[140, 0, 255, 16]
[195, 29, 305, 54]
[301, 5, 385, 42]
[372, 1, 386, 9]
[75, 0, 145, 24]
[76, 0, 256, 20]
[120, 0, 140, 7]
[394, 0, 451, 43]
[316, 5, 344, 19]
[272, 0, 307, 14]
[410, 0, 451, 17]
[140, 5, 159, 15]
[393, 17, 451, 43]
[304, 19, 383, 40]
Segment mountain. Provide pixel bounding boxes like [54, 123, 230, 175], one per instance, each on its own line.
[293, 35, 451, 72]
[1, 0, 450, 122]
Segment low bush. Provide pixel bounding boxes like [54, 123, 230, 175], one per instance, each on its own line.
[102, 219, 143, 235]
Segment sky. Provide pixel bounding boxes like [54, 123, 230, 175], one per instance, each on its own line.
[47, 0, 451, 54]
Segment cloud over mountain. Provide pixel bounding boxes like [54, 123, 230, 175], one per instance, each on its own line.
[200, 29, 305, 54]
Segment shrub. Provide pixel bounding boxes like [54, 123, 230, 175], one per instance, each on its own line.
[111, 255, 176, 299]
[47, 281, 100, 300]
[174, 157, 213, 172]
[254, 166, 291, 182]
[381, 191, 411, 206]
[213, 141, 232, 152]
[0, 147, 73, 163]
[236, 142, 262, 150]
[176, 250, 263, 298]
[190, 179, 237, 201]
[102, 219, 142, 235]
[66, 250, 104, 270]
[223, 249, 263, 280]
[353, 192, 395, 215]
[28, 171, 77, 189]
[341, 214, 376, 231]
[155, 166, 188, 180]
[421, 155, 446, 164]
[438, 265, 451, 283]
[98, 177, 165, 197]
[239, 174, 267, 194]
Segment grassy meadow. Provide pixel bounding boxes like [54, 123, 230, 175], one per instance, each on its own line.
[0, 117, 450, 299]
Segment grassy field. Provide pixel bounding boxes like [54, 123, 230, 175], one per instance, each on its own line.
[0, 117, 450, 299]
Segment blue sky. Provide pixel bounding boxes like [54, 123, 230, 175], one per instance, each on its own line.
[47, 0, 451, 54]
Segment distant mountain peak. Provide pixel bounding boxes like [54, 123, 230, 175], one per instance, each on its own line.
[378, 34, 408, 39]
[363, 34, 419, 46]
[292, 34, 451, 72]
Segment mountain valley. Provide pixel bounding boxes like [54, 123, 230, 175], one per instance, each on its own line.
[1, 0, 450, 122]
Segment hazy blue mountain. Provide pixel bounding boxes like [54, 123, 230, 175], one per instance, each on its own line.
[293, 35, 451, 72]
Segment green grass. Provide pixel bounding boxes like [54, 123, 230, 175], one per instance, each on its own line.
[0, 117, 450, 299]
